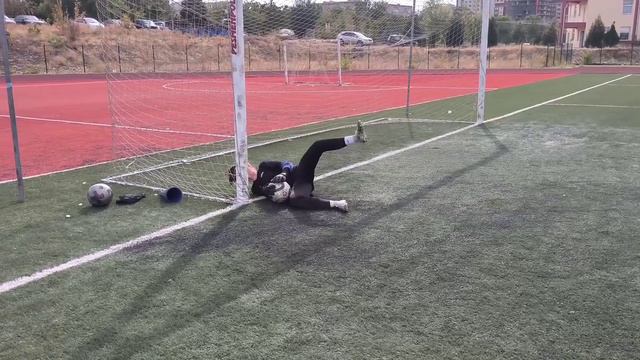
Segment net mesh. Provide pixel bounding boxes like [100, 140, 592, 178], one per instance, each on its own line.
[97, 0, 486, 202]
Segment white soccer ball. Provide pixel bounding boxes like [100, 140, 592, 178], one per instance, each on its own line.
[87, 183, 113, 207]
[270, 181, 291, 203]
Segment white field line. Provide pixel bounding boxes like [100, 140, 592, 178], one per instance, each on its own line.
[0, 88, 480, 184]
[105, 117, 468, 182]
[9, 80, 107, 88]
[162, 80, 498, 93]
[544, 103, 640, 109]
[484, 75, 632, 124]
[0, 115, 233, 138]
[103, 118, 387, 182]
[385, 118, 475, 124]
[104, 117, 463, 191]
[0, 75, 629, 295]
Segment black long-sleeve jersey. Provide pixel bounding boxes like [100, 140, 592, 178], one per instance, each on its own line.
[251, 160, 296, 196]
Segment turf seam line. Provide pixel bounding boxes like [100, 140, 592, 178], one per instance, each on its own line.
[0, 75, 625, 295]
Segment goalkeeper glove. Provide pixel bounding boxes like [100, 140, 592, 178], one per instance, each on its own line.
[271, 172, 287, 183]
[116, 193, 146, 205]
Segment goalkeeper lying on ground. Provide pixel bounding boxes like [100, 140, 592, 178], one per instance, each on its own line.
[228, 121, 368, 212]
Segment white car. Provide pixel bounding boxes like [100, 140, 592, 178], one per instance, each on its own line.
[5, 16, 16, 24]
[337, 31, 373, 46]
[75, 17, 104, 29]
[277, 28, 295, 40]
[14, 15, 46, 25]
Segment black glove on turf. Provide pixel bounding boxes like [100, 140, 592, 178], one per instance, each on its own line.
[116, 193, 146, 205]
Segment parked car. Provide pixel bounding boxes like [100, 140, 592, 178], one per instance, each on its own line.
[277, 28, 295, 40]
[387, 34, 419, 47]
[337, 31, 373, 46]
[5, 16, 16, 24]
[103, 19, 123, 27]
[154, 21, 168, 30]
[14, 15, 46, 25]
[74, 17, 104, 29]
[134, 19, 158, 29]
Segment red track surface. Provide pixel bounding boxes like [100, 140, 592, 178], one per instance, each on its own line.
[0, 71, 570, 182]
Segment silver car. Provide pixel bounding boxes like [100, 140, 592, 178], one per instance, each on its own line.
[337, 31, 373, 46]
[74, 17, 104, 29]
[5, 16, 16, 24]
[14, 15, 46, 25]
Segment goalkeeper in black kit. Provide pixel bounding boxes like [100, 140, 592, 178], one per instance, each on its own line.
[228, 121, 368, 212]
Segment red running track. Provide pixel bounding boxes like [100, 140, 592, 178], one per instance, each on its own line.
[0, 71, 571, 182]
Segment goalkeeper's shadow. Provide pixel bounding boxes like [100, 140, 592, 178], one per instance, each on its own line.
[256, 124, 510, 270]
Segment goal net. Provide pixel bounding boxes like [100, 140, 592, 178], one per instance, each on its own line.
[97, 0, 489, 203]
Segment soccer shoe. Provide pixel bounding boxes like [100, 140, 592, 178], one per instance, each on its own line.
[334, 200, 349, 212]
[356, 120, 368, 143]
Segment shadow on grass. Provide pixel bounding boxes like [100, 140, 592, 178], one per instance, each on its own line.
[71, 125, 508, 359]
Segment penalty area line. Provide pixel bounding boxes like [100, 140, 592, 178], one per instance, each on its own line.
[0, 75, 630, 295]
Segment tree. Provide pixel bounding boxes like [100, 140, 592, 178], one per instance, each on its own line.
[290, 0, 320, 38]
[604, 22, 620, 47]
[420, 0, 453, 45]
[584, 15, 606, 48]
[542, 23, 557, 46]
[512, 23, 526, 43]
[495, 19, 513, 44]
[445, 8, 465, 47]
[180, 0, 209, 27]
[488, 17, 498, 47]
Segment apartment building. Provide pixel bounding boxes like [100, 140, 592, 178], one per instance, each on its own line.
[457, 0, 497, 14]
[499, 0, 562, 20]
[560, 0, 640, 47]
[320, 1, 413, 17]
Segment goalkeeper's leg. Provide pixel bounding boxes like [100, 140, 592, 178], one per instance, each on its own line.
[294, 121, 367, 187]
[288, 183, 348, 212]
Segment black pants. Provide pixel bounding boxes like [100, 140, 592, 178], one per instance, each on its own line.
[288, 138, 346, 210]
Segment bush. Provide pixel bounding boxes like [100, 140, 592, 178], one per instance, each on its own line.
[48, 35, 66, 48]
[583, 53, 593, 65]
[585, 16, 606, 48]
[604, 23, 620, 47]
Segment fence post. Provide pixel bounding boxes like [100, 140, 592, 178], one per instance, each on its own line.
[117, 43, 122, 73]
[43, 44, 48, 74]
[559, 44, 563, 65]
[247, 42, 251, 71]
[545, 45, 549, 67]
[488, 48, 491, 69]
[308, 45, 311, 71]
[569, 43, 573, 64]
[278, 45, 281, 70]
[552, 46, 556, 66]
[600, 45, 603, 64]
[81, 44, 86, 73]
[427, 46, 430, 69]
[152, 44, 156, 72]
[367, 50, 370, 69]
[397, 47, 400, 69]
[217, 44, 221, 71]
[630, 42, 635, 65]
[457, 48, 460, 69]
[185, 44, 189, 72]
[519, 43, 523, 68]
